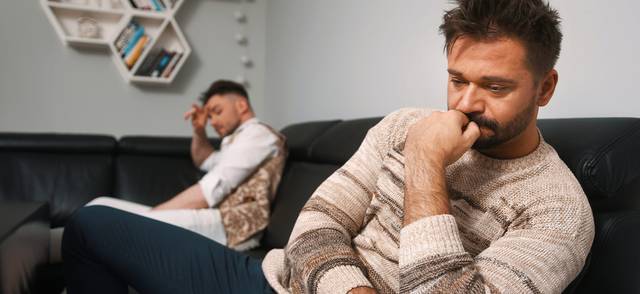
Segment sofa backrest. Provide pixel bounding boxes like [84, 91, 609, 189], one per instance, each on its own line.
[114, 136, 219, 205]
[261, 118, 382, 249]
[1, 116, 639, 293]
[0, 133, 116, 227]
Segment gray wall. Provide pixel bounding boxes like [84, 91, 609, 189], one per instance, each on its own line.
[0, 0, 266, 137]
[263, 0, 640, 128]
[2, 1, 639, 135]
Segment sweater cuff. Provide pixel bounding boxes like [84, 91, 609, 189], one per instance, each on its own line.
[399, 214, 465, 265]
[316, 265, 373, 294]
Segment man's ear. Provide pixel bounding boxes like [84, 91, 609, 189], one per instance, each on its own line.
[537, 69, 558, 107]
[234, 97, 250, 114]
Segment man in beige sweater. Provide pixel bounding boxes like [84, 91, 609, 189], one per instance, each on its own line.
[63, 0, 594, 293]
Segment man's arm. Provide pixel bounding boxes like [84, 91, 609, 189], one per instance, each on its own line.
[399, 110, 592, 293]
[403, 110, 479, 225]
[283, 110, 418, 294]
[155, 122, 278, 211]
[184, 104, 215, 168]
[196, 125, 279, 207]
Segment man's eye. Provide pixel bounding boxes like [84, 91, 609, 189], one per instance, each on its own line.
[488, 84, 508, 93]
[451, 79, 466, 86]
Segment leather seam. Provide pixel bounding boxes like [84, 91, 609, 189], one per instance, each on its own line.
[583, 121, 640, 198]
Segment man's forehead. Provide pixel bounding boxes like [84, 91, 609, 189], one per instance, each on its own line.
[447, 36, 529, 78]
[205, 95, 229, 109]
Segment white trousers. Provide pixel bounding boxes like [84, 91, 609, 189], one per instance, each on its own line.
[85, 197, 228, 245]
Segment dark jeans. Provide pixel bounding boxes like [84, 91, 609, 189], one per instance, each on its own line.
[62, 206, 272, 294]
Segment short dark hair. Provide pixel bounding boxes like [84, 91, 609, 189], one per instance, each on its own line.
[199, 80, 250, 105]
[439, 0, 562, 77]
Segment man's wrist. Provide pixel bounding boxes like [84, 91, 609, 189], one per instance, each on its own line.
[403, 149, 450, 226]
[406, 145, 447, 167]
[193, 128, 207, 138]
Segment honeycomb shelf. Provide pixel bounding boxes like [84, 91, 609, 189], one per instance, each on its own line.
[41, 0, 191, 85]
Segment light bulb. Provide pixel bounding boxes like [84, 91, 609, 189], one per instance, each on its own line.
[234, 11, 247, 23]
[240, 56, 253, 67]
[235, 75, 250, 88]
[235, 33, 248, 45]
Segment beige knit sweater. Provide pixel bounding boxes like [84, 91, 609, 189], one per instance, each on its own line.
[262, 108, 595, 294]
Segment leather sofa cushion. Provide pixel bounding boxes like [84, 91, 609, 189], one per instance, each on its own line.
[538, 118, 640, 212]
[115, 137, 210, 205]
[115, 154, 204, 205]
[280, 120, 340, 161]
[571, 211, 640, 293]
[0, 133, 116, 227]
[0, 133, 115, 153]
[118, 136, 220, 156]
[309, 118, 381, 165]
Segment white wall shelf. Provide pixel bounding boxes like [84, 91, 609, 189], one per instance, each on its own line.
[40, 0, 191, 85]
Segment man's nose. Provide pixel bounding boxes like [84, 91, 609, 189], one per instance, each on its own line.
[455, 84, 485, 114]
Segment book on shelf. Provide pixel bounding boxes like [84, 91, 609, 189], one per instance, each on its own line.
[161, 52, 183, 78]
[150, 0, 166, 11]
[129, 0, 166, 11]
[135, 48, 164, 76]
[114, 21, 139, 54]
[135, 49, 183, 78]
[151, 51, 175, 77]
[121, 25, 145, 58]
[125, 35, 150, 69]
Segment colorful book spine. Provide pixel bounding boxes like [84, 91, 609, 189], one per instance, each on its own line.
[149, 0, 164, 11]
[125, 35, 149, 69]
[146, 49, 167, 76]
[137, 0, 153, 10]
[151, 52, 173, 77]
[121, 25, 145, 58]
[114, 23, 138, 53]
[135, 48, 161, 76]
[161, 52, 183, 78]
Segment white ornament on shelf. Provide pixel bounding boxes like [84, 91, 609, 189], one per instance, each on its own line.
[77, 17, 100, 39]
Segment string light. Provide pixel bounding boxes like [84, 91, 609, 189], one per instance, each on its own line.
[234, 0, 251, 88]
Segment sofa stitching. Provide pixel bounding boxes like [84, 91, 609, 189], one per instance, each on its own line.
[583, 120, 640, 198]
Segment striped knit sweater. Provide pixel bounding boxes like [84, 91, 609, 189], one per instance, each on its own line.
[262, 108, 595, 294]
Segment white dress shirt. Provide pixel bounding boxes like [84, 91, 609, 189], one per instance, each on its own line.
[198, 117, 280, 208]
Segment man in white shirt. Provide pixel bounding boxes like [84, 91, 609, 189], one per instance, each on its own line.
[50, 80, 284, 259]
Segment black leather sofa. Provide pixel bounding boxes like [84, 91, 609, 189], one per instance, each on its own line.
[1, 116, 639, 293]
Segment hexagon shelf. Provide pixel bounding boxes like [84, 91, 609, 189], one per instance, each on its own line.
[40, 0, 191, 85]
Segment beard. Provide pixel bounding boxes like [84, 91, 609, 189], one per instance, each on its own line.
[218, 120, 241, 138]
[463, 99, 537, 150]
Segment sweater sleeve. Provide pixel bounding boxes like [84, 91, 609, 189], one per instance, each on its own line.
[398, 192, 595, 293]
[283, 110, 409, 294]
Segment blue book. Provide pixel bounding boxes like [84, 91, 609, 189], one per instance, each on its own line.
[121, 26, 145, 58]
[149, 0, 164, 11]
[152, 52, 172, 77]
